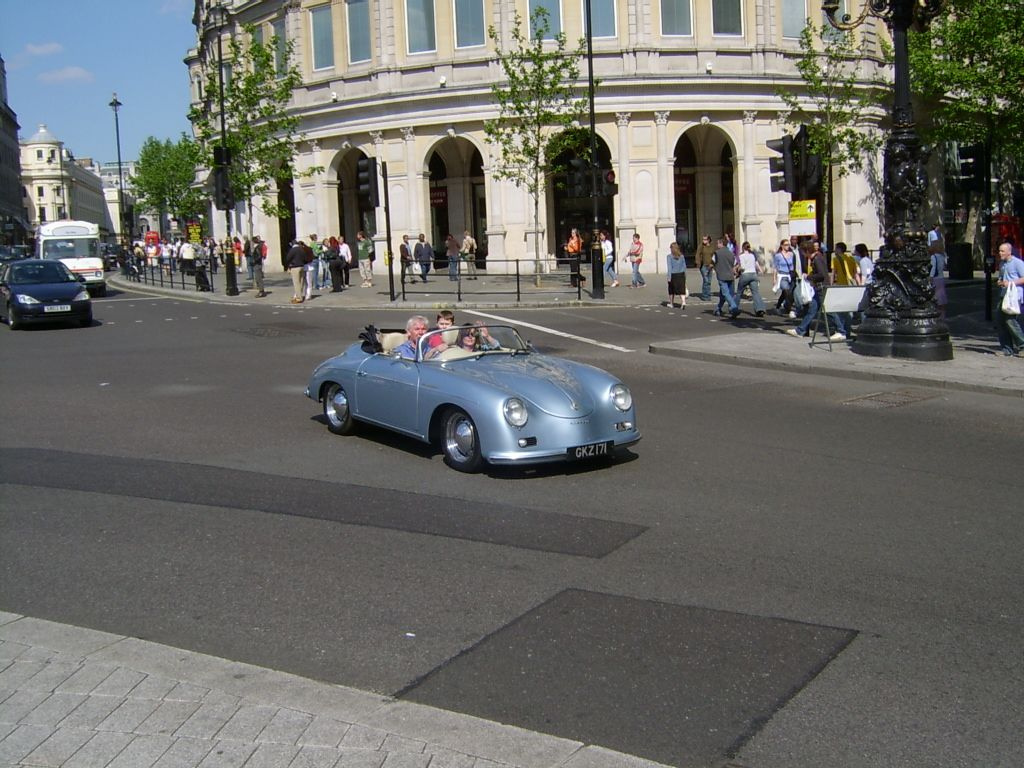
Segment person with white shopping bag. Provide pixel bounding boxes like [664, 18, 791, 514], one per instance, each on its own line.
[995, 242, 1024, 357]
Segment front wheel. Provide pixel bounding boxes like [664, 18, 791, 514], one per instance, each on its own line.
[322, 383, 356, 435]
[7, 305, 19, 330]
[441, 408, 484, 473]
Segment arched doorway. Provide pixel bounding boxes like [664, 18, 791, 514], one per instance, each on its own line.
[426, 138, 487, 270]
[276, 175, 295, 258]
[550, 132, 614, 258]
[674, 126, 736, 250]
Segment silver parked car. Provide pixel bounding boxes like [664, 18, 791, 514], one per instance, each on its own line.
[305, 323, 640, 472]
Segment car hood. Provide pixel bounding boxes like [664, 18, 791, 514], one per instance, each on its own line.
[11, 282, 85, 301]
[447, 354, 609, 417]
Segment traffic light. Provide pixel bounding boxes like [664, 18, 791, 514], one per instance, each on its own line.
[600, 169, 618, 197]
[213, 165, 234, 211]
[356, 156, 380, 206]
[565, 157, 590, 198]
[956, 143, 986, 192]
[768, 134, 796, 194]
[795, 125, 822, 200]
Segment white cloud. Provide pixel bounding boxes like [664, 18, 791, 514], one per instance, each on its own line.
[38, 66, 94, 84]
[25, 42, 63, 56]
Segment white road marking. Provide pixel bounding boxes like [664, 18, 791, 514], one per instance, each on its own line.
[466, 310, 634, 352]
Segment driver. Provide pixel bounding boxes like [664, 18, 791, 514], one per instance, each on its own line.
[395, 315, 429, 359]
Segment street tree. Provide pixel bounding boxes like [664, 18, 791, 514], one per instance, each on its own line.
[484, 7, 586, 276]
[778, 20, 889, 249]
[188, 23, 316, 236]
[131, 136, 206, 237]
[909, 0, 1024, 204]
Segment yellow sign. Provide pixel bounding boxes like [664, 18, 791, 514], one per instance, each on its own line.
[789, 200, 816, 220]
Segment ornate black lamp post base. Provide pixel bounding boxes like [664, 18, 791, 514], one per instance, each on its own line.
[823, 0, 953, 361]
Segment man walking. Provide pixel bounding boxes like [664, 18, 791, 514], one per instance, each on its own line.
[284, 239, 310, 304]
[461, 230, 478, 280]
[414, 233, 433, 282]
[736, 242, 765, 317]
[712, 238, 740, 318]
[251, 235, 267, 297]
[356, 231, 374, 287]
[995, 242, 1024, 356]
[695, 235, 716, 301]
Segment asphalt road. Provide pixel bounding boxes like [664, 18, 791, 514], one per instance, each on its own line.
[1, 286, 1022, 767]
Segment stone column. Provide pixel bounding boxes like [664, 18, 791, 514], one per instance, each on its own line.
[654, 111, 675, 253]
[616, 112, 632, 228]
[401, 127, 420, 235]
[741, 111, 762, 249]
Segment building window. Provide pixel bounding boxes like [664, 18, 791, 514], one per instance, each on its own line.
[712, 0, 743, 36]
[37, 186, 44, 199]
[781, 0, 807, 38]
[311, 5, 335, 70]
[661, 0, 692, 36]
[39, 206, 46, 223]
[406, 0, 436, 53]
[347, 0, 371, 62]
[529, 0, 562, 39]
[252, 25, 263, 47]
[36, 149, 43, 160]
[272, 19, 287, 74]
[589, 0, 616, 38]
[454, 0, 485, 48]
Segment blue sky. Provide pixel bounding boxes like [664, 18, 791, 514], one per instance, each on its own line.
[2, 0, 198, 164]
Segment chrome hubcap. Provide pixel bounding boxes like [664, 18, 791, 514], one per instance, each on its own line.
[447, 416, 475, 460]
[327, 388, 348, 425]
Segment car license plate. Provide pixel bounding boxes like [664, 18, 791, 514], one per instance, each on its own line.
[568, 440, 612, 460]
[44, 304, 71, 313]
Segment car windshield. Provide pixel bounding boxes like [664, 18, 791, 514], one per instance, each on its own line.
[10, 261, 77, 284]
[419, 324, 527, 360]
[41, 238, 99, 259]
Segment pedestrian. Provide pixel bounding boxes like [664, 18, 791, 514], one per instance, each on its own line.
[243, 237, 254, 281]
[712, 238, 740, 318]
[251, 235, 267, 297]
[855, 243, 874, 286]
[414, 233, 433, 283]
[663, 242, 687, 309]
[308, 233, 323, 294]
[736, 241, 765, 317]
[627, 233, 646, 288]
[829, 241, 859, 329]
[326, 236, 344, 292]
[995, 241, 1024, 356]
[600, 230, 618, 287]
[929, 238, 947, 319]
[695, 235, 715, 300]
[338, 235, 353, 288]
[785, 242, 847, 341]
[566, 227, 584, 287]
[284, 239, 309, 304]
[399, 234, 413, 284]
[356, 231, 374, 287]
[445, 234, 460, 280]
[772, 239, 797, 316]
[460, 230, 478, 279]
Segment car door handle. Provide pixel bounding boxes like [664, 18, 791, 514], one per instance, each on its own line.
[357, 371, 367, 377]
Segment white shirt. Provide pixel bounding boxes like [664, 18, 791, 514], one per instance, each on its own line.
[859, 255, 874, 285]
[338, 243, 352, 263]
[739, 251, 758, 274]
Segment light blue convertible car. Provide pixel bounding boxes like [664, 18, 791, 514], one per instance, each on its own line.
[305, 323, 640, 472]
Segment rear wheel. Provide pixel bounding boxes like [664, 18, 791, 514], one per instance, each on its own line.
[322, 383, 356, 435]
[441, 408, 484, 473]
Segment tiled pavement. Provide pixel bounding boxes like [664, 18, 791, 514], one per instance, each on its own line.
[0, 613, 667, 768]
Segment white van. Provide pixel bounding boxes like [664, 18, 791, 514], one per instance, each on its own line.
[36, 221, 107, 296]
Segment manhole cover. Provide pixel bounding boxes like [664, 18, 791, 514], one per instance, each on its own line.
[843, 389, 937, 409]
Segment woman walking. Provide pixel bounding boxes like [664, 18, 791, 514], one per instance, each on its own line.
[772, 239, 797, 317]
[663, 242, 687, 309]
[600, 230, 619, 287]
[627, 233, 646, 287]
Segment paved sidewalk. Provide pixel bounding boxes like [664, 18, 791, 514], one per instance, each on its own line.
[110, 270, 1024, 399]
[0, 613, 667, 768]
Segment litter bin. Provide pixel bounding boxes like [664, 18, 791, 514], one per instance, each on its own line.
[947, 242, 973, 280]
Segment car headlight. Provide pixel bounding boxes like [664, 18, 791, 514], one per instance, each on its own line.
[74, 290, 90, 302]
[610, 383, 632, 411]
[503, 397, 528, 427]
[14, 294, 39, 305]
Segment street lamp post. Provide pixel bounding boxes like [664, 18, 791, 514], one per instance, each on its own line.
[823, 0, 952, 361]
[209, 2, 239, 296]
[109, 93, 128, 250]
[583, 0, 604, 299]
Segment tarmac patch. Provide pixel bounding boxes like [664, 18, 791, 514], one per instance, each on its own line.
[399, 589, 856, 766]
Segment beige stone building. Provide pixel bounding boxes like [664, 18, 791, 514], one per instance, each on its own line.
[187, 0, 888, 273]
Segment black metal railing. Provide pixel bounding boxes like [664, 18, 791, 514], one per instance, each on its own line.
[398, 257, 585, 302]
[123, 257, 219, 293]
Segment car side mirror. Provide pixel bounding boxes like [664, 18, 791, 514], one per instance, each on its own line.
[77, 275, 87, 282]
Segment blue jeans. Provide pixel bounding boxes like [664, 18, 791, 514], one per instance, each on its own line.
[604, 255, 617, 284]
[996, 302, 1024, 353]
[448, 257, 458, 280]
[736, 273, 765, 313]
[795, 292, 848, 336]
[717, 279, 739, 314]
[631, 262, 645, 286]
[700, 265, 712, 299]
